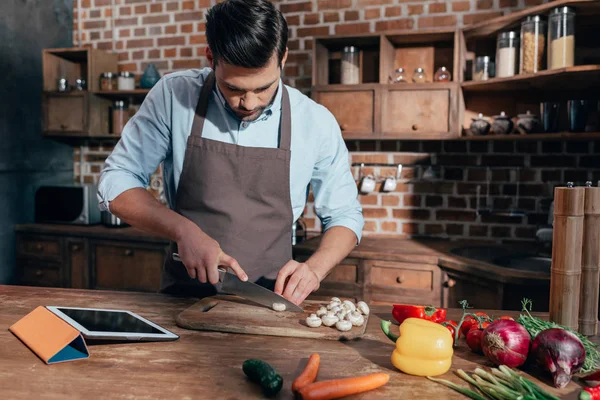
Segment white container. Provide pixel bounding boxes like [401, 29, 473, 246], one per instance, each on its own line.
[496, 31, 519, 78]
[341, 46, 360, 84]
[118, 72, 135, 90]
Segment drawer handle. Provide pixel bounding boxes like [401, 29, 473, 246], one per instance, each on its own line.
[35, 244, 44, 252]
[71, 244, 81, 252]
[35, 270, 44, 277]
[396, 276, 404, 284]
[412, 124, 419, 131]
[124, 249, 134, 256]
[60, 124, 67, 130]
[340, 124, 347, 131]
[444, 278, 456, 288]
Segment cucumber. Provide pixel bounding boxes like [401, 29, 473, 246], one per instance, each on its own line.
[242, 359, 283, 397]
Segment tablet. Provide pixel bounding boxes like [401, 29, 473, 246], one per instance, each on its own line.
[46, 306, 179, 342]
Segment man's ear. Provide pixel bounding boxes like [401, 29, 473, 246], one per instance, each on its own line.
[280, 47, 288, 70]
[206, 47, 214, 65]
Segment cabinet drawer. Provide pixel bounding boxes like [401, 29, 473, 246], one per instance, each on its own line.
[323, 264, 357, 283]
[382, 89, 449, 134]
[18, 260, 63, 287]
[370, 263, 434, 291]
[315, 90, 374, 133]
[94, 244, 164, 292]
[43, 94, 86, 133]
[17, 236, 62, 259]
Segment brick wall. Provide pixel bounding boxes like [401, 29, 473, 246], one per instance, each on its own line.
[72, 0, 598, 243]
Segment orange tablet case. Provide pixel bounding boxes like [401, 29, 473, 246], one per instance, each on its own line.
[9, 306, 89, 364]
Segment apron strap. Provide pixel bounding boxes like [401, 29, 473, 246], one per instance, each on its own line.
[279, 85, 292, 151]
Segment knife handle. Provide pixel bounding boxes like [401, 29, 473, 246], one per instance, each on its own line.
[172, 253, 226, 283]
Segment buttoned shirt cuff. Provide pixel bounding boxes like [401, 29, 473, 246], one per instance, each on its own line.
[322, 216, 364, 245]
[97, 172, 146, 214]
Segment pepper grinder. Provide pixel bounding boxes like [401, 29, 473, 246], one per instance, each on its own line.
[579, 181, 600, 335]
[550, 182, 585, 330]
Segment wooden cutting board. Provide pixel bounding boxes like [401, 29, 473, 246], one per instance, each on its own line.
[175, 295, 369, 340]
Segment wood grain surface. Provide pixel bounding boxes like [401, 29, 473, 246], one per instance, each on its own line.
[0, 285, 590, 399]
[176, 295, 369, 340]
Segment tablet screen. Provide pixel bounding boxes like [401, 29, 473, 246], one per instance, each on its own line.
[57, 308, 162, 334]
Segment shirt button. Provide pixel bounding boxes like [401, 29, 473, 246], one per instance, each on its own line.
[241, 122, 248, 129]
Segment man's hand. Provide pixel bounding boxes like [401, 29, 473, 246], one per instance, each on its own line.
[274, 260, 321, 305]
[176, 223, 248, 284]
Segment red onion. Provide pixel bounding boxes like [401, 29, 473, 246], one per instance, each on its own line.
[481, 319, 531, 368]
[531, 328, 585, 388]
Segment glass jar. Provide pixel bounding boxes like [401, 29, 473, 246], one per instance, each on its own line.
[496, 31, 519, 78]
[118, 71, 135, 90]
[412, 67, 426, 83]
[434, 66, 451, 82]
[473, 56, 495, 81]
[100, 72, 117, 91]
[111, 100, 129, 135]
[520, 15, 546, 74]
[548, 6, 575, 69]
[341, 46, 360, 84]
[389, 67, 407, 83]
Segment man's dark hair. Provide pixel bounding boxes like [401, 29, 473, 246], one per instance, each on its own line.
[205, 0, 288, 69]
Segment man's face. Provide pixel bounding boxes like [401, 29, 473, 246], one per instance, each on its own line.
[207, 48, 287, 122]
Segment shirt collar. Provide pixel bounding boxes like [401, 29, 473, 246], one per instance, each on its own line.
[212, 75, 283, 122]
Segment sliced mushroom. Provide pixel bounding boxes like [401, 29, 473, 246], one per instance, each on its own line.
[357, 301, 370, 316]
[272, 302, 286, 312]
[335, 320, 352, 332]
[348, 311, 365, 327]
[342, 300, 356, 312]
[322, 314, 339, 327]
[316, 307, 328, 317]
[306, 314, 322, 328]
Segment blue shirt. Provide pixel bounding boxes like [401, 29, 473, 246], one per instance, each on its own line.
[98, 67, 364, 243]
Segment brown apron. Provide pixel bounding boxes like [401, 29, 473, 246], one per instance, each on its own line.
[160, 71, 294, 297]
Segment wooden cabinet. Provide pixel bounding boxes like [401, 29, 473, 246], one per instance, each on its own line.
[313, 89, 377, 136]
[15, 226, 168, 292]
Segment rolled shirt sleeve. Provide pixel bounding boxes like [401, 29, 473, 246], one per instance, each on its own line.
[97, 77, 172, 212]
[310, 116, 364, 244]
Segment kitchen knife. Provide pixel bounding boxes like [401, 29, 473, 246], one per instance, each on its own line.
[172, 253, 304, 312]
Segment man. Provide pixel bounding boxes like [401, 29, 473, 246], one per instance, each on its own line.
[98, 0, 364, 306]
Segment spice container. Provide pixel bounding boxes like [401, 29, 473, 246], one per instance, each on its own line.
[389, 67, 407, 83]
[57, 77, 68, 92]
[520, 15, 546, 74]
[548, 6, 575, 69]
[496, 31, 519, 78]
[100, 72, 117, 91]
[341, 46, 360, 85]
[473, 56, 495, 81]
[111, 100, 129, 135]
[118, 72, 135, 90]
[434, 67, 451, 82]
[412, 68, 426, 83]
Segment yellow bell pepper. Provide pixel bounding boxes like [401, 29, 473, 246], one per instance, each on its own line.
[391, 317, 453, 377]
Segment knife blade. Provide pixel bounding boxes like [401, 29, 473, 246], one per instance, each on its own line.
[172, 253, 304, 312]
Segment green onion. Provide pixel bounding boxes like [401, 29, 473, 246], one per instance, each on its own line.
[426, 376, 489, 400]
[517, 298, 600, 374]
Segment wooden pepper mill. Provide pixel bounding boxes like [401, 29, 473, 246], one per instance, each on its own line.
[579, 181, 600, 336]
[550, 182, 585, 330]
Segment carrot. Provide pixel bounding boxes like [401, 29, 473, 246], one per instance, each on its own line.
[297, 372, 390, 400]
[292, 353, 320, 392]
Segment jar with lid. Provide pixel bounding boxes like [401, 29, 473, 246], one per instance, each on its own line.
[341, 46, 360, 84]
[434, 66, 451, 82]
[473, 56, 495, 81]
[111, 100, 130, 135]
[520, 15, 546, 74]
[100, 72, 117, 91]
[118, 72, 135, 90]
[548, 6, 575, 69]
[412, 67, 426, 83]
[389, 67, 407, 83]
[496, 31, 519, 78]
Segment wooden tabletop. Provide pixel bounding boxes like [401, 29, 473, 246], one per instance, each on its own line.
[15, 223, 169, 244]
[0, 285, 587, 399]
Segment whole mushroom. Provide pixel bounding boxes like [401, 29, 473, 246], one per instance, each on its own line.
[321, 314, 339, 327]
[327, 301, 341, 310]
[336, 320, 352, 332]
[347, 311, 365, 327]
[306, 314, 322, 328]
[316, 307, 328, 317]
[357, 301, 370, 316]
[330, 305, 341, 314]
[342, 300, 356, 312]
[330, 297, 341, 303]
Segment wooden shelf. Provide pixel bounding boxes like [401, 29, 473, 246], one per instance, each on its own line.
[42, 90, 86, 97]
[312, 82, 457, 91]
[462, 65, 600, 92]
[94, 89, 150, 99]
[458, 131, 600, 141]
[463, 0, 600, 39]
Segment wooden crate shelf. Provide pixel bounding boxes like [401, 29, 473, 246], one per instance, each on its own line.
[94, 89, 150, 100]
[458, 131, 600, 141]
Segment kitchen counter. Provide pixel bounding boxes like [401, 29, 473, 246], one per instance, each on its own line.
[15, 223, 169, 244]
[294, 236, 549, 286]
[0, 285, 584, 399]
